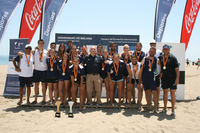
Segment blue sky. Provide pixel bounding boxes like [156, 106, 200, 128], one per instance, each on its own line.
[0, 0, 199, 61]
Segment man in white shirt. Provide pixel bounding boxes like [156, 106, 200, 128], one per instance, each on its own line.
[13, 45, 34, 105]
[32, 39, 48, 105]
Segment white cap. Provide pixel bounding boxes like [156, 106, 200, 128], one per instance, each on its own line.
[25, 44, 32, 49]
[150, 39, 156, 44]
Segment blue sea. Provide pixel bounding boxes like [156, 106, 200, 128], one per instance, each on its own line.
[0, 56, 9, 65]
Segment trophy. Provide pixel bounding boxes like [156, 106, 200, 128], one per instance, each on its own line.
[68, 101, 74, 118]
[55, 101, 62, 118]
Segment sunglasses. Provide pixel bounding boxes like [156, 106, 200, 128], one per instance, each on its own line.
[25, 48, 32, 50]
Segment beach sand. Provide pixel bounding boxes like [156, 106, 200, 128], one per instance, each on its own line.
[0, 64, 200, 133]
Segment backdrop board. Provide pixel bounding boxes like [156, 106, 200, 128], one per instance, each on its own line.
[55, 33, 139, 52]
[157, 42, 185, 100]
[3, 38, 29, 96]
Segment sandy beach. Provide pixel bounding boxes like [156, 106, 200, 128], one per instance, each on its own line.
[0, 64, 200, 133]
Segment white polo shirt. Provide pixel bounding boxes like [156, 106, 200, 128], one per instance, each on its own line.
[17, 54, 34, 77]
[34, 49, 48, 71]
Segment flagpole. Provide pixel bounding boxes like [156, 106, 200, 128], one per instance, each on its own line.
[153, 0, 159, 40]
[39, 0, 46, 40]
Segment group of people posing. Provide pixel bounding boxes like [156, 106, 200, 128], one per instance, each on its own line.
[13, 39, 179, 116]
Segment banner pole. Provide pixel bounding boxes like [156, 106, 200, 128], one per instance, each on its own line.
[39, 0, 46, 40]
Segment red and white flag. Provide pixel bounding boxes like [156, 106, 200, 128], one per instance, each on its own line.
[19, 0, 44, 43]
[181, 0, 200, 51]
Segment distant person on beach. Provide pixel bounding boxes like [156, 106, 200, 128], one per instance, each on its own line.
[13, 45, 33, 105]
[158, 44, 180, 117]
[197, 58, 200, 69]
[186, 58, 190, 67]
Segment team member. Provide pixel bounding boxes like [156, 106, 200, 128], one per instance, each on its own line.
[46, 49, 59, 105]
[58, 43, 67, 59]
[146, 39, 162, 105]
[58, 52, 70, 106]
[100, 49, 112, 103]
[109, 43, 117, 59]
[66, 40, 73, 53]
[13, 45, 33, 105]
[80, 45, 88, 60]
[96, 44, 103, 56]
[126, 55, 143, 109]
[140, 47, 158, 112]
[69, 57, 86, 111]
[69, 45, 83, 64]
[158, 44, 179, 116]
[107, 54, 127, 106]
[120, 44, 131, 103]
[32, 39, 48, 105]
[133, 42, 145, 62]
[83, 46, 106, 106]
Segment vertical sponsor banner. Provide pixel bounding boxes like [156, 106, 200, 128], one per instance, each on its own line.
[154, 0, 175, 42]
[0, 0, 22, 44]
[41, 0, 68, 49]
[157, 42, 185, 100]
[181, 0, 200, 51]
[3, 38, 29, 96]
[19, 0, 44, 44]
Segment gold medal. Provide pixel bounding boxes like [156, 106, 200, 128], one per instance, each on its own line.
[148, 57, 154, 72]
[74, 78, 77, 81]
[40, 60, 42, 62]
[113, 62, 119, 77]
[163, 55, 169, 70]
[115, 73, 118, 76]
[149, 68, 152, 72]
[62, 73, 65, 76]
[74, 66, 78, 82]
[50, 57, 55, 72]
[102, 68, 104, 71]
[50, 68, 53, 71]
[163, 66, 166, 70]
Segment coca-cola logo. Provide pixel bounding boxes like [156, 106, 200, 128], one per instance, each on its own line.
[25, 0, 43, 31]
[185, 0, 200, 33]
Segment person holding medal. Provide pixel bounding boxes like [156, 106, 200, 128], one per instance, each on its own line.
[158, 44, 179, 116]
[119, 44, 131, 103]
[58, 43, 67, 59]
[96, 44, 103, 56]
[126, 55, 143, 109]
[58, 52, 70, 106]
[140, 46, 158, 112]
[100, 49, 112, 103]
[69, 57, 85, 111]
[46, 49, 59, 105]
[107, 54, 127, 106]
[32, 39, 48, 105]
[133, 42, 145, 62]
[13, 45, 33, 105]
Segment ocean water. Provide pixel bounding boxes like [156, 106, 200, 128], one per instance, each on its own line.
[0, 56, 9, 65]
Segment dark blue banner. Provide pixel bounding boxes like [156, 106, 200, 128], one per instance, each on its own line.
[55, 33, 139, 52]
[3, 38, 29, 96]
[154, 0, 175, 42]
[41, 0, 68, 48]
[0, 0, 22, 44]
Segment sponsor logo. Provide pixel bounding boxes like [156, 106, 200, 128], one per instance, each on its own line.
[156, 13, 167, 39]
[25, 0, 43, 31]
[0, 11, 9, 31]
[14, 42, 23, 49]
[44, 11, 55, 36]
[185, 0, 200, 33]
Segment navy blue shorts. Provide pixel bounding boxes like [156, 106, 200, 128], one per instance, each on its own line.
[59, 75, 70, 81]
[100, 76, 108, 80]
[161, 79, 177, 90]
[142, 79, 156, 91]
[156, 76, 160, 87]
[19, 76, 33, 87]
[127, 78, 139, 84]
[46, 78, 58, 83]
[75, 77, 86, 84]
[33, 70, 47, 83]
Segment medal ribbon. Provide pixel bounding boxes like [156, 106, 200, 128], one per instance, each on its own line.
[39, 49, 43, 61]
[62, 61, 67, 73]
[113, 62, 119, 75]
[163, 55, 169, 67]
[25, 54, 31, 66]
[71, 54, 76, 62]
[123, 53, 129, 64]
[96, 53, 102, 56]
[133, 64, 137, 78]
[110, 51, 115, 58]
[74, 66, 78, 80]
[148, 58, 154, 70]
[82, 54, 85, 59]
[136, 51, 142, 60]
[50, 57, 55, 70]
[102, 62, 105, 69]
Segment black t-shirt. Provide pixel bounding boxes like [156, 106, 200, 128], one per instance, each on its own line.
[83, 54, 104, 74]
[158, 54, 179, 80]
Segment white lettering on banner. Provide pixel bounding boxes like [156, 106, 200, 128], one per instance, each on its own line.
[0, 11, 9, 31]
[44, 12, 55, 36]
[156, 13, 167, 39]
[25, 0, 43, 31]
[185, 0, 200, 33]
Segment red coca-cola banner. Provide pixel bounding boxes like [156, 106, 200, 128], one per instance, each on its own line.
[19, 0, 44, 43]
[181, 0, 200, 51]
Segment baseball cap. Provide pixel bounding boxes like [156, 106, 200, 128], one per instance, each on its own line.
[25, 44, 32, 49]
[163, 44, 170, 49]
[150, 39, 156, 44]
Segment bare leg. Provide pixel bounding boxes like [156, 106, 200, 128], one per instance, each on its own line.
[127, 83, 134, 106]
[170, 89, 176, 112]
[152, 90, 158, 111]
[137, 84, 143, 107]
[79, 84, 85, 110]
[157, 86, 160, 104]
[163, 89, 168, 111]
[110, 81, 115, 105]
[146, 90, 151, 109]
[64, 80, 70, 106]
[27, 86, 31, 104]
[33, 82, 39, 103]
[42, 82, 47, 102]
[48, 83, 53, 103]
[104, 77, 110, 103]
[58, 81, 64, 103]
[18, 87, 24, 105]
[53, 83, 58, 102]
[71, 83, 79, 105]
[117, 81, 123, 106]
